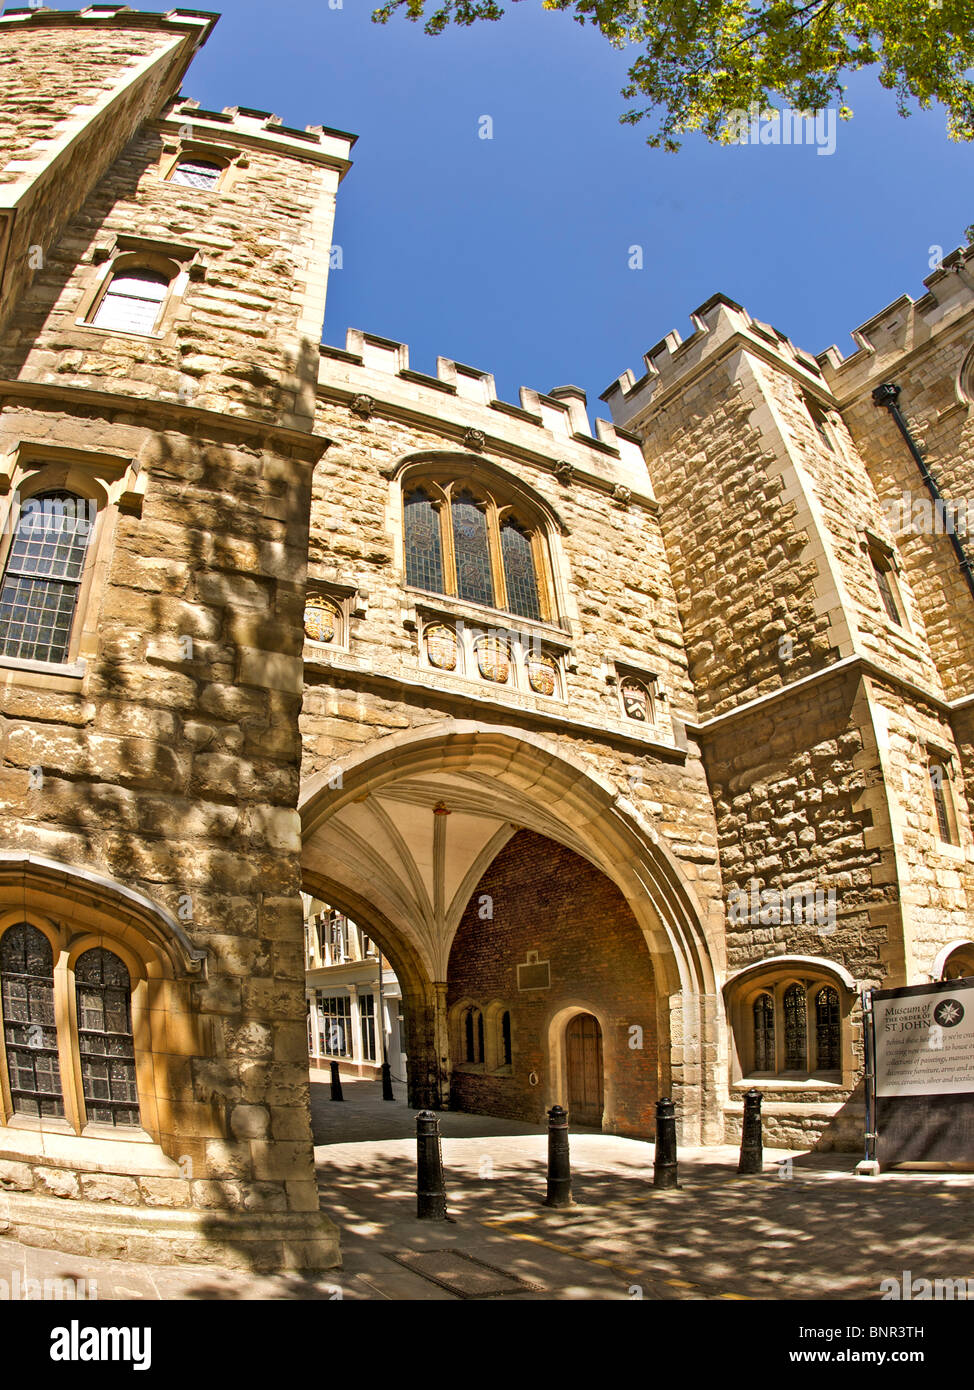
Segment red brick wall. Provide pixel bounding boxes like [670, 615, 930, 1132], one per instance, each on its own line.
[446, 830, 659, 1138]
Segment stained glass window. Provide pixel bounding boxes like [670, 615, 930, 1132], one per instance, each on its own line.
[752, 993, 775, 1073]
[0, 491, 95, 663]
[783, 983, 807, 1071]
[75, 947, 140, 1127]
[169, 159, 223, 190]
[451, 495, 493, 607]
[815, 987, 840, 1070]
[91, 267, 169, 335]
[404, 490, 445, 594]
[500, 519, 541, 620]
[1, 923, 64, 1118]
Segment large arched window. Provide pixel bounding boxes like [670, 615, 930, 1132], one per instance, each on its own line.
[0, 491, 95, 663]
[75, 948, 140, 1128]
[89, 266, 171, 335]
[402, 472, 555, 621]
[1, 923, 63, 1119]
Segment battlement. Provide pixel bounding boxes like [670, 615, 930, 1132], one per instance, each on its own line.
[320, 329, 650, 492]
[817, 242, 974, 400]
[601, 293, 827, 431]
[163, 97, 357, 172]
[0, 5, 217, 43]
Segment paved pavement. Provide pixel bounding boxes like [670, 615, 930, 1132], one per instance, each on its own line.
[0, 1072, 971, 1300]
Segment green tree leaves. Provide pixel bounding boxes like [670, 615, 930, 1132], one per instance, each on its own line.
[372, 0, 974, 149]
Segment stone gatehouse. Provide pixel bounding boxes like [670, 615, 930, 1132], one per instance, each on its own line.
[0, 6, 971, 1271]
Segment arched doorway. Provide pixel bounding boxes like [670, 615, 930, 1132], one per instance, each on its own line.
[566, 1013, 604, 1127]
[300, 719, 725, 1143]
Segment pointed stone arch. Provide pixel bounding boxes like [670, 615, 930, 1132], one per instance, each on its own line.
[300, 719, 725, 1139]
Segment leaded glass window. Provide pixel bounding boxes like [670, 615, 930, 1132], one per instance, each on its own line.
[169, 159, 223, 190]
[783, 983, 807, 1071]
[500, 519, 541, 620]
[752, 993, 775, 1073]
[91, 268, 169, 335]
[1, 923, 64, 1118]
[0, 491, 95, 663]
[75, 947, 140, 1127]
[815, 986, 840, 1070]
[404, 490, 445, 594]
[451, 495, 493, 607]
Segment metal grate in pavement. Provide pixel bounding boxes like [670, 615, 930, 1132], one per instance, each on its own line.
[385, 1248, 546, 1299]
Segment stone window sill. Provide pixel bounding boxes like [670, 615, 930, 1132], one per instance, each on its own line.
[0, 1120, 179, 1176]
[734, 1075, 845, 1091]
[0, 653, 85, 679]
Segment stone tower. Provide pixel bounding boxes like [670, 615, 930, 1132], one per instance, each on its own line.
[0, 5, 353, 1269]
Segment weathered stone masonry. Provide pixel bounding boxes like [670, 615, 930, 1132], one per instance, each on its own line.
[0, 6, 971, 1274]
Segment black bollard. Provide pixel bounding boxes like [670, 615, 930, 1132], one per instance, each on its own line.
[738, 1087, 763, 1174]
[416, 1110, 448, 1220]
[329, 1060, 344, 1102]
[381, 1061, 395, 1102]
[543, 1104, 572, 1208]
[653, 1096, 679, 1189]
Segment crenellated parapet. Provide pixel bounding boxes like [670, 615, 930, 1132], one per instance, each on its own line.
[817, 242, 974, 403]
[600, 292, 830, 432]
[319, 327, 653, 502]
[160, 96, 356, 176]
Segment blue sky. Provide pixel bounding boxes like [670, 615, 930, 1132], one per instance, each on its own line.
[80, 2, 974, 409]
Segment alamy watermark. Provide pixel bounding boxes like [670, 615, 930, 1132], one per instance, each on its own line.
[880, 1269, 972, 1300]
[723, 104, 838, 156]
[727, 878, 836, 934]
[879, 491, 974, 538]
[6, 492, 97, 537]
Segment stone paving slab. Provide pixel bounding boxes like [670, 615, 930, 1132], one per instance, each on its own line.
[0, 1074, 969, 1301]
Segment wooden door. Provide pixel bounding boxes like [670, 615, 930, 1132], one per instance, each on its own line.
[566, 1013, 604, 1127]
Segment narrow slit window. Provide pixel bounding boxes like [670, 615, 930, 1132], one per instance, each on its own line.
[929, 762, 954, 844]
[501, 1010, 512, 1067]
[869, 548, 902, 625]
[1, 923, 64, 1118]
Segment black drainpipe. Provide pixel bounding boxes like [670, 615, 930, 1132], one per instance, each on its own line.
[872, 381, 974, 603]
